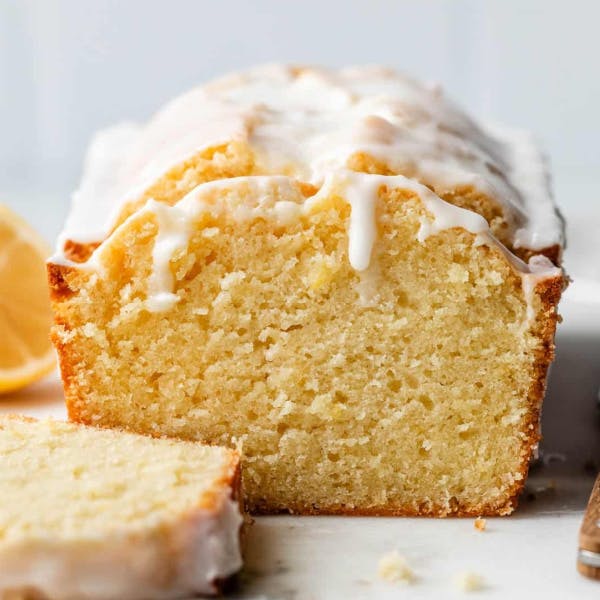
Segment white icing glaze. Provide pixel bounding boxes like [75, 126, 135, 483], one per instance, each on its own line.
[57, 64, 563, 254]
[314, 170, 490, 272]
[337, 172, 379, 271]
[485, 124, 559, 250]
[140, 176, 303, 312]
[58, 123, 142, 246]
[146, 200, 193, 312]
[0, 494, 243, 600]
[59, 99, 253, 248]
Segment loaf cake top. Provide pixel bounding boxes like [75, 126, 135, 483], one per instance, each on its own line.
[58, 64, 563, 255]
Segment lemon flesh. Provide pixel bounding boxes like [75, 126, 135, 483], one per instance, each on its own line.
[0, 205, 55, 393]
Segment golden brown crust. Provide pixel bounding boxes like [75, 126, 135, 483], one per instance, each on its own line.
[50, 321, 84, 425]
[519, 243, 562, 266]
[62, 239, 100, 263]
[476, 269, 565, 517]
[249, 501, 512, 517]
[197, 451, 242, 512]
[47, 263, 77, 300]
[47, 262, 90, 424]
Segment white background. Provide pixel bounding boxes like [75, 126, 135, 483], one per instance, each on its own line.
[1, 0, 599, 242]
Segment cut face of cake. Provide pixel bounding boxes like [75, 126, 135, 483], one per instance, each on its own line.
[48, 65, 565, 516]
[0, 416, 244, 599]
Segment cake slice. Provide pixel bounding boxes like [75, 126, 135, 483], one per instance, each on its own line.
[0, 416, 244, 599]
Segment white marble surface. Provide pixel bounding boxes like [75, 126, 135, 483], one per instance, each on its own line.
[1, 204, 599, 599]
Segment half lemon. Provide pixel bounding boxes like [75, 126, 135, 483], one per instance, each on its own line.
[0, 204, 55, 393]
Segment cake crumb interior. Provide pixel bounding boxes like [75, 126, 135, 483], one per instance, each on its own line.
[0, 419, 232, 541]
[55, 185, 545, 515]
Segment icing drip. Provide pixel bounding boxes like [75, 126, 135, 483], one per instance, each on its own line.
[146, 200, 192, 312]
[341, 174, 379, 271]
[138, 177, 305, 312]
[327, 171, 489, 272]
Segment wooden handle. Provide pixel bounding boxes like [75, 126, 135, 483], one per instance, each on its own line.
[578, 474, 600, 580]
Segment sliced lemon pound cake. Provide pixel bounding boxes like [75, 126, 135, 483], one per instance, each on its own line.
[48, 65, 565, 516]
[0, 416, 244, 599]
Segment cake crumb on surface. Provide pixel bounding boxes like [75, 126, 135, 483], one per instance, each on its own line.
[454, 571, 484, 591]
[474, 517, 486, 531]
[377, 550, 414, 583]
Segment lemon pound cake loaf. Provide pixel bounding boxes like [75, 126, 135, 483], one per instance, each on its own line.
[0, 416, 244, 599]
[48, 65, 565, 517]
